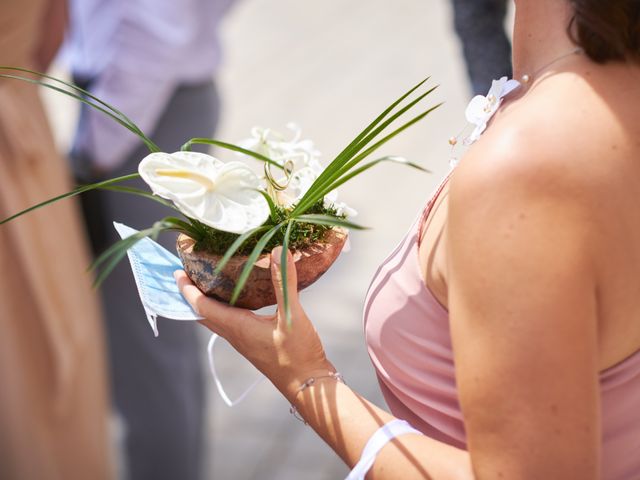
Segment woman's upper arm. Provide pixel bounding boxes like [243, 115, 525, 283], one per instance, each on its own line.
[446, 145, 601, 479]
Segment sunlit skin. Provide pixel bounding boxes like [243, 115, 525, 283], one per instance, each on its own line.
[176, 0, 640, 477]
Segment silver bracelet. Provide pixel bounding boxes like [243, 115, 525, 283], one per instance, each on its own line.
[289, 371, 345, 425]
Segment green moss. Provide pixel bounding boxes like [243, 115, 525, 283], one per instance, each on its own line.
[191, 201, 344, 255]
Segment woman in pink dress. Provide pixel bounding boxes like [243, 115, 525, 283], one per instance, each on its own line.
[176, 1, 640, 478]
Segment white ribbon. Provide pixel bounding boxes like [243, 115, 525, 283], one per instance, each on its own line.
[207, 334, 265, 407]
[345, 419, 423, 480]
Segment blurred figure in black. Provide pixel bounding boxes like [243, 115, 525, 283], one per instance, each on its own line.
[452, 0, 512, 95]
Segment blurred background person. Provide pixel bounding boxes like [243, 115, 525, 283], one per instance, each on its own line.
[65, 1, 234, 479]
[451, 0, 512, 95]
[0, 0, 111, 479]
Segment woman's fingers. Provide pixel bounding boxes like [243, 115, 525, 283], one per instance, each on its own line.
[173, 270, 256, 335]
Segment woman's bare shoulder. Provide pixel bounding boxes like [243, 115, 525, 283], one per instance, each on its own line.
[454, 70, 638, 207]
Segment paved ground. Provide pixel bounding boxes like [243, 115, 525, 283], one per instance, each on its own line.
[44, 0, 473, 478]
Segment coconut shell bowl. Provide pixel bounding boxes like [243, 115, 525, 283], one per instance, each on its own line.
[176, 227, 348, 310]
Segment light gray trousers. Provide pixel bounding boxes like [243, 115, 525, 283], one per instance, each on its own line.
[72, 80, 220, 480]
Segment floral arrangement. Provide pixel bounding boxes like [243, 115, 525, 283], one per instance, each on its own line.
[0, 67, 440, 321]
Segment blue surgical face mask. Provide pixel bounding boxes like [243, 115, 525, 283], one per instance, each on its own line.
[114, 222, 263, 406]
[114, 222, 203, 336]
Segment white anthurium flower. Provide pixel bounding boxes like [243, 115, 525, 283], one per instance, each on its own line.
[138, 151, 269, 234]
[464, 76, 520, 144]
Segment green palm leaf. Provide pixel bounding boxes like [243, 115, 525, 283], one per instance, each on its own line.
[230, 223, 285, 305]
[293, 82, 436, 215]
[180, 137, 283, 170]
[97, 185, 179, 212]
[310, 157, 427, 205]
[291, 92, 440, 216]
[293, 214, 367, 230]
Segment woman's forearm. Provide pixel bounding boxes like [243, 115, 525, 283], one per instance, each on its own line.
[290, 379, 474, 480]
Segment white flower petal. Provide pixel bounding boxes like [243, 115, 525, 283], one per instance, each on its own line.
[502, 79, 521, 97]
[465, 95, 490, 124]
[287, 166, 319, 201]
[487, 76, 508, 100]
[139, 151, 269, 234]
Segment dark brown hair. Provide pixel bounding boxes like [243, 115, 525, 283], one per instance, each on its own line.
[569, 0, 640, 63]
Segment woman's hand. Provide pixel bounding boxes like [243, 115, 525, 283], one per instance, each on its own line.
[174, 246, 335, 402]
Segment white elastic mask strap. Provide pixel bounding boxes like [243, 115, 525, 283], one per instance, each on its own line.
[207, 334, 265, 407]
[345, 419, 423, 480]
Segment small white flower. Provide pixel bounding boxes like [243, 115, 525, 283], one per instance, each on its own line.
[240, 124, 357, 217]
[239, 123, 321, 171]
[138, 151, 269, 234]
[323, 189, 358, 218]
[464, 76, 520, 144]
[240, 124, 320, 202]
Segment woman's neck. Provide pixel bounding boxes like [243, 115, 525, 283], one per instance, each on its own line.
[512, 0, 577, 81]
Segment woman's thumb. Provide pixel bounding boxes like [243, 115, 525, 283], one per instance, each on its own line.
[271, 246, 299, 314]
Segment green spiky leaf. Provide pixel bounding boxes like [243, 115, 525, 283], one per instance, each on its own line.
[230, 223, 285, 305]
[181, 137, 283, 170]
[0, 173, 140, 225]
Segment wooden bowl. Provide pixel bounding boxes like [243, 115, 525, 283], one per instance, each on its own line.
[176, 228, 347, 310]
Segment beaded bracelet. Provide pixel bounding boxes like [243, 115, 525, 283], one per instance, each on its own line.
[289, 371, 345, 424]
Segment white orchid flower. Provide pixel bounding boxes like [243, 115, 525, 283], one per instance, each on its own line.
[239, 124, 357, 217]
[465, 76, 520, 144]
[239, 123, 321, 171]
[323, 189, 358, 218]
[138, 151, 269, 234]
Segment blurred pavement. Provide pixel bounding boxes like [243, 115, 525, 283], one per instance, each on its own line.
[44, 0, 471, 478]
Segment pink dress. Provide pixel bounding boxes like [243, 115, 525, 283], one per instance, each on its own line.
[364, 176, 640, 480]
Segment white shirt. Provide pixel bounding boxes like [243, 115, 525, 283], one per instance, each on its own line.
[66, 0, 234, 170]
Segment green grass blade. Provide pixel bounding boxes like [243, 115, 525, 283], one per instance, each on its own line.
[213, 225, 271, 274]
[280, 221, 293, 326]
[180, 138, 283, 170]
[90, 231, 145, 272]
[0, 72, 159, 153]
[294, 214, 368, 230]
[97, 185, 180, 212]
[230, 223, 285, 305]
[255, 189, 279, 222]
[159, 216, 204, 239]
[0, 66, 150, 143]
[0, 173, 140, 225]
[91, 222, 171, 286]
